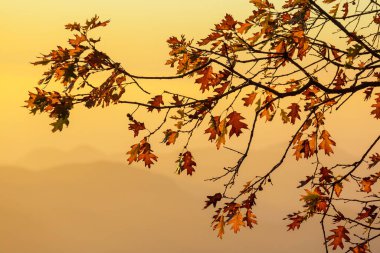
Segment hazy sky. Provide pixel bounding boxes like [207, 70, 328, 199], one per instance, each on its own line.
[0, 0, 252, 163]
[0, 0, 378, 164]
[0, 1, 379, 253]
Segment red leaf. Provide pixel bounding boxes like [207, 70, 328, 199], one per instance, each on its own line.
[287, 103, 301, 124]
[195, 66, 214, 92]
[327, 226, 350, 250]
[148, 95, 164, 112]
[177, 151, 196, 175]
[227, 111, 248, 137]
[356, 205, 378, 220]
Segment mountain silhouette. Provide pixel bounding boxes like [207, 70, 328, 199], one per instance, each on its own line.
[1, 143, 378, 253]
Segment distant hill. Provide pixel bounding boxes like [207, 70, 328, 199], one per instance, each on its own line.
[15, 145, 110, 170]
[0, 161, 334, 253]
[2, 144, 377, 253]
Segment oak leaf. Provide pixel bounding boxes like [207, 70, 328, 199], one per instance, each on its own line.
[177, 151, 196, 175]
[148, 95, 164, 112]
[204, 193, 223, 209]
[371, 93, 380, 119]
[327, 226, 350, 250]
[318, 130, 336, 155]
[244, 209, 257, 228]
[287, 103, 301, 124]
[195, 66, 214, 92]
[369, 153, 380, 168]
[352, 244, 368, 253]
[360, 177, 375, 193]
[215, 14, 237, 30]
[214, 215, 225, 239]
[242, 92, 257, 107]
[162, 129, 178, 145]
[356, 205, 378, 220]
[286, 213, 304, 231]
[227, 111, 248, 137]
[228, 211, 245, 233]
[128, 120, 145, 137]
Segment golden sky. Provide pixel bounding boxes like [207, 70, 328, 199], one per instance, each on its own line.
[0, 1, 380, 252]
[0, 0, 378, 164]
[0, 0, 254, 163]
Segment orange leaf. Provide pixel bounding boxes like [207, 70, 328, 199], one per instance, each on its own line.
[237, 22, 253, 34]
[242, 92, 257, 106]
[275, 40, 286, 53]
[216, 118, 227, 149]
[68, 34, 87, 46]
[214, 215, 225, 239]
[126, 143, 140, 164]
[318, 130, 336, 155]
[360, 177, 375, 193]
[228, 211, 245, 233]
[162, 129, 178, 145]
[356, 205, 378, 220]
[138, 152, 158, 168]
[334, 183, 343, 197]
[352, 244, 368, 253]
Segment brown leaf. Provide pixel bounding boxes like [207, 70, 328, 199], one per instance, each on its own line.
[128, 120, 145, 137]
[204, 193, 223, 209]
[369, 153, 380, 168]
[371, 93, 380, 119]
[342, 2, 349, 19]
